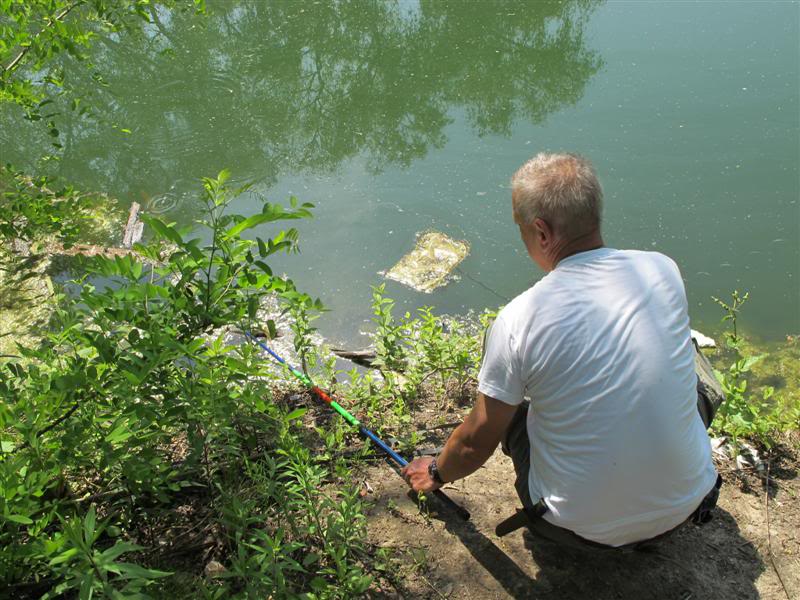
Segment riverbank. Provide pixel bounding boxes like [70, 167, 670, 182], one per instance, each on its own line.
[1, 206, 798, 599]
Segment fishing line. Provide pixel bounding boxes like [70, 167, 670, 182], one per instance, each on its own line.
[455, 266, 511, 303]
[245, 333, 471, 521]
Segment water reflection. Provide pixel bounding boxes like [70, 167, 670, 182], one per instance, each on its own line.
[5, 0, 602, 219]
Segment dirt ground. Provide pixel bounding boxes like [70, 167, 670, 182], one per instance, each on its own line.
[360, 413, 799, 600]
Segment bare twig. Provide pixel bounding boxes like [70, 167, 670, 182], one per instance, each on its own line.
[7, 401, 80, 455]
[421, 574, 448, 599]
[419, 421, 462, 432]
[764, 458, 791, 600]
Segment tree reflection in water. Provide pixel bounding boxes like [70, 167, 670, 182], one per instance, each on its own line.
[5, 0, 602, 217]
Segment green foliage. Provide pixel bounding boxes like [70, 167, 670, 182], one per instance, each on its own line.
[711, 291, 794, 447]
[43, 506, 170, 600]
[349, 288, 487, 453]
[0, 167, 83, 246]
[0, 0, 205, 120]
[0, 1, 205, 270]
[370, 284, 407, 372]
[411, 307, 479, 400]
[209, 433, 370, 599]
[286, 291, 324, 376]
[0, 173, 370, 597]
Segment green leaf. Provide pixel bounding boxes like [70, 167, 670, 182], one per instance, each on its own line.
[247, 296, 258, 320]
[286, 408, 307, 421]
[105, 424, 133, 444]
[142, 216, 183, 245]
[310, 577, 327, 591]
[79, 571, 95, 600]
[740, 355, 765, 372]
[107, 562, 171, 579]
[6, 514, 33, 525]
[84, 506, 97, 543]
[99, 541, 142, 562]
[49, 547, 79, 566]
[254, 260, 272, 276]
[225, 213, 284, 238]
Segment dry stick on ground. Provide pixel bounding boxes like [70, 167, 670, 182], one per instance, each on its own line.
[764, 458, 792, 600]
[419, 421, 461, 432]
[420, 574, 448, 600]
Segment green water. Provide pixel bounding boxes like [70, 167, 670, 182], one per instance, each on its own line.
[2, 1, 798, 345]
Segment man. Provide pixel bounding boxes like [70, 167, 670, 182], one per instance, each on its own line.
[402, 153, 722, 549]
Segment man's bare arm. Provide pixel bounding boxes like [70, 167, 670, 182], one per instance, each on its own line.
[401, 393, 519, 492]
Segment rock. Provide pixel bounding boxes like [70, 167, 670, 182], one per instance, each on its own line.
[204, 560, 227, 578]
[691, 329, 716, 349]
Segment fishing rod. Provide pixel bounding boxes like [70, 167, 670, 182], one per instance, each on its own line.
[245, 332, 471, 521]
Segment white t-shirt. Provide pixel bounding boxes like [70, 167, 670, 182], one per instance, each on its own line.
[478, 248, 718, 547]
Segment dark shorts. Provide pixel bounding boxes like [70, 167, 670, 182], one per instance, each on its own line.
[501, 341, 725, 550]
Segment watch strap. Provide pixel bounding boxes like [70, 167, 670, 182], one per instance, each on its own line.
[428, 457, 445, 484]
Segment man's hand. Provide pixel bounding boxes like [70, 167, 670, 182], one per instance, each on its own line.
[401, 394, 517, 494]
[401, 456, 442, 493]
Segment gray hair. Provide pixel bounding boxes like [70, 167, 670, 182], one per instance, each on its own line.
[511, 153, 603, 239]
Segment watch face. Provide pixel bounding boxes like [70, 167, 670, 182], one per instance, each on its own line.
[428, 459, 443, 484]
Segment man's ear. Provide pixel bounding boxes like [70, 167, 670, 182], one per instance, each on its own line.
[533, 217, 552, 245]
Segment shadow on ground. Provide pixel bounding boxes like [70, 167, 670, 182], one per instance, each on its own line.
[431, 505, 763, 599]
[364, 450, 780, 599]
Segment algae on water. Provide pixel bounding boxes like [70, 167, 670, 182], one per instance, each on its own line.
[384, 231, 469, 293]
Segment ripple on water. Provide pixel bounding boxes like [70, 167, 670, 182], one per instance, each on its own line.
[144, 192, 179, 214]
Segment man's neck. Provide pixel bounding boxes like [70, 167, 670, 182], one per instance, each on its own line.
[547, 230, 605, 270]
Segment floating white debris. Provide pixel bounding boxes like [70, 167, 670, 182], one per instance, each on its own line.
[384, 231, 469, 293]
[691, 329, 716, 349]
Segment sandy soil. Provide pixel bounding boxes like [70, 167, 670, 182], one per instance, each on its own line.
[360, 419, 799, 600]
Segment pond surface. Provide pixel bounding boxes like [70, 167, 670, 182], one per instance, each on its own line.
[2, 1, 798, 344]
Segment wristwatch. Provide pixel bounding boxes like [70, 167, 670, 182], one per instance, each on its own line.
[428, 457, 445, 484]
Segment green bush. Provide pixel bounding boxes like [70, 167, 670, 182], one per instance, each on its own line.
[0, 172, 370, 598]
[712, 291, 798, 448]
